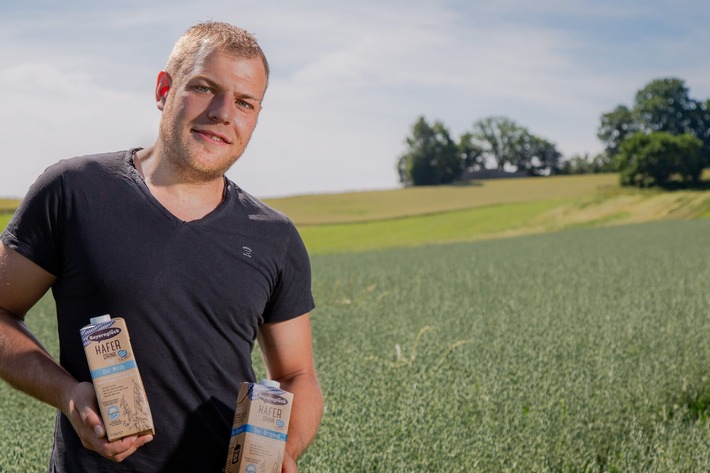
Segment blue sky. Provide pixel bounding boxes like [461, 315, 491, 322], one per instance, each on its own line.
[2, 0, 709, 199]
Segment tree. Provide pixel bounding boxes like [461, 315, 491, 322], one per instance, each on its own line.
[598, 77, 710, 166]
[397, 116, 461, 186]
[597, 105, 638, 159]
[457, 131, 484, 174]
[556, 153, 615, 175]
[616, 132, 703, 188]
[467, 116, 562, 175]
[515, 134, 562, 176]
[690, 99, 710, 162]
[469, 116, 528, 170]
[633, 78, 697, 135]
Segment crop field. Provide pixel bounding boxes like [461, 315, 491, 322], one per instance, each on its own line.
[2, 218, 709, 471]
[295, 187, 710, 255]
[262, 174, 620, 225]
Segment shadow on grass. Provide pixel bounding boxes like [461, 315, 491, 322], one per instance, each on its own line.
[663, 384, 710, 424]
[681, 387, 710, 422]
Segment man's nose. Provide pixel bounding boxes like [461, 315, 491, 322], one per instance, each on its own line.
[207, 94, 232, 124]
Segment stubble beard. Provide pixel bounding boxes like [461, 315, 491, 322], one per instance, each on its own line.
[159, 115, 244, 184]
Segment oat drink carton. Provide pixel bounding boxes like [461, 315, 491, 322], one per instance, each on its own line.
[226, 380, 293, 473]
[80, 315, 155, 441]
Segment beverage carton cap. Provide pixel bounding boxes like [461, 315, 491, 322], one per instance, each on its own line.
[90, 314, 112, 325]
[260, 379, 280, 388]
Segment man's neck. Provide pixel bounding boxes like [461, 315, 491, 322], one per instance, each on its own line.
[133, 147, 226, 222]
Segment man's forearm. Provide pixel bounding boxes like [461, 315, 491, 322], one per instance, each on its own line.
[0, 308, 77, 414]
[279, 371, 323, 461]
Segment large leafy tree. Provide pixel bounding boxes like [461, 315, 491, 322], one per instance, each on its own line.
[397, 116, 461, 186]
[469, 116, 528, 170]
[616, 131, 703, 188]
[598, 77, 710, 166]
[467, 116, 562, 175]
[634, 78, 697, 134]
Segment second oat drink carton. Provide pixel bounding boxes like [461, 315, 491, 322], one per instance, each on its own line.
[225, 380, 293, 473]
[80, 315, 155, 442]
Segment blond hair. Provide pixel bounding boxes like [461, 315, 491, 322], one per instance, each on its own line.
[165, 21, 270, 87]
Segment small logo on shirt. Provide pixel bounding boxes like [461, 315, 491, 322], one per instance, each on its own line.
[242, 246, 252, 258]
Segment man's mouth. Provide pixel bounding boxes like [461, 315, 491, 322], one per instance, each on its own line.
[194, 129, 230, 144]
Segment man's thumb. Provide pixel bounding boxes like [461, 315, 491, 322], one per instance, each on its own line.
[92, 423, 105, 438]
[81, 408, 105, 438]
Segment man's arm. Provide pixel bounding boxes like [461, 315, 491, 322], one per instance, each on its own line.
[0, 243, 152, 462]
[258, 313, 323, 473]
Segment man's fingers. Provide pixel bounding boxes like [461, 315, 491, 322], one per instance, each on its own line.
[105, 434, 154, 462]
[109, 435, 139, 462]
[66, 382, 152, 462]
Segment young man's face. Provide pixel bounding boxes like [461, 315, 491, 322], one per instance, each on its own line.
[157, 50, 267, 182]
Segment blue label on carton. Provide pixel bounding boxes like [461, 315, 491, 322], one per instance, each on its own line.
[90, 360, 137, 379]
[231, 424, 288, 442]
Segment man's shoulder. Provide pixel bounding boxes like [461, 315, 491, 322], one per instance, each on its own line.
[42, 150, 131, 179]
[55, 150, 130, 170]
[232, 184, 293, 226]
[25, 150, 133, 197]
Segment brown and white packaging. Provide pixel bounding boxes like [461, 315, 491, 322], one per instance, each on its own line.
[80, 315, 155, 442]
[225, 380, 293, 473]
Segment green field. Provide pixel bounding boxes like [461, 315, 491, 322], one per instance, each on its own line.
[263, 174, 621, 225]
[2, 220, 709, 471]
[298, 220, 710, 472]
[3, 174, 710, 253]
[1, 174, 710, 471]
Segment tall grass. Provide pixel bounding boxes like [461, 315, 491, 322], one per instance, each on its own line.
[3, 220, 707, 471]
[297, 219, 710, 471]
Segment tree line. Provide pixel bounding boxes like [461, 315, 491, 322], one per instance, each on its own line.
[398, 77, 710, 188]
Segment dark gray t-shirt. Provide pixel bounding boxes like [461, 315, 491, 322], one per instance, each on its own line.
[1, 150, 315, 472]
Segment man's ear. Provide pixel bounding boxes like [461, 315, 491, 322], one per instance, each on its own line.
[155, 71, 173, 111]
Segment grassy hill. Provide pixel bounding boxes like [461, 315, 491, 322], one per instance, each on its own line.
[262, 173, 710, 255]
[3, 173, 710, 255]
[263, 173, 621, 224]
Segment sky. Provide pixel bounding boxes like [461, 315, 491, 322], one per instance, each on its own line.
[2, 0, 709, 199]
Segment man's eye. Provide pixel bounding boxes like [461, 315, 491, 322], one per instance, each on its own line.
[193, 85, 212, 93]
[236, 99, 254, 110]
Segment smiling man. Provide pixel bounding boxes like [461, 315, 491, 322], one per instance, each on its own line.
[0, 22, 322, 473]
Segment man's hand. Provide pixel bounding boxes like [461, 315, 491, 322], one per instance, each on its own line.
[65, 381, 153, 462]
[0, 244, 152, 462]
[281, 450, 298, 473]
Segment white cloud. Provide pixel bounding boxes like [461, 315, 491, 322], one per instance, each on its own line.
[0, 62, 157, 197]
[1, 0, 709, 199]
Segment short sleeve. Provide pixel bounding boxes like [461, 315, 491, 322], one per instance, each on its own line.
[261, 224, 315, 324]
[1, 162, 66, 276]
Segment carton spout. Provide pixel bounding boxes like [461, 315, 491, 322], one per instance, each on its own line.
[90, 314, 112, 325]
[261, 379, 280, 388]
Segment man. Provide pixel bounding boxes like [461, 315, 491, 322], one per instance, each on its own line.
[0, 21, 322, 472]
